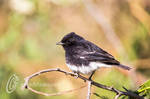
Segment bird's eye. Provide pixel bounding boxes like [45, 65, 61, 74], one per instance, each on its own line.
[66, 39, 74, 45]
[67, 40, 71, 43]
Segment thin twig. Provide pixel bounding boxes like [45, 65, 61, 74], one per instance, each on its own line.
[22, 68, 144, 99]
[114, 94, 121, 99]
[27, 83, 86, 96]
[22, 68, 86, 96]
[87, 81, 92, 99]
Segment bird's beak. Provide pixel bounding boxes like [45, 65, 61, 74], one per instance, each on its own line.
[56, 41, 64, 45]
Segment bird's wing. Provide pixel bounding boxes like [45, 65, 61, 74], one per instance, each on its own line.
[78, 51, 120, 65]
[86, 40, 114, 58]
[77, 41, 120, 65]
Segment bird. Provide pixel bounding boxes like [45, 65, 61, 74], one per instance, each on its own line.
[56, 32, 131, 80]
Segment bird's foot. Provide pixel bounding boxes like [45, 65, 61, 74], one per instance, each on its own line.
[73, 73, 79, 79]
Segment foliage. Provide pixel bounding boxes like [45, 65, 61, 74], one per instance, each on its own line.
[138, 80, 150, 98]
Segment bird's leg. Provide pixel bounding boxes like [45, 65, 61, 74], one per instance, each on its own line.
[88, 70, 96, 80]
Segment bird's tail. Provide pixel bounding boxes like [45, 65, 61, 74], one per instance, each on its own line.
[116, 64, 132, 70]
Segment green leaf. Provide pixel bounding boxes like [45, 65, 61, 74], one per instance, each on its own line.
[138, 80, 150, 93]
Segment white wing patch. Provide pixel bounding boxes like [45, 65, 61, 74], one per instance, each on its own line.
[80, 56, 85, 59]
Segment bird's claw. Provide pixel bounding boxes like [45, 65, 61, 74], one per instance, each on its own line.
[73, 73, 79, 79]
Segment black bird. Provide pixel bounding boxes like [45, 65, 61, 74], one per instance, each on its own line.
[57, 32, 131, 79]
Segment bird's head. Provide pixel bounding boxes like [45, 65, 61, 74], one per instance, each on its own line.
[56, 32, 84, 47]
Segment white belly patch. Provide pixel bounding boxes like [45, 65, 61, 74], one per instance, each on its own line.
[66, 62, 112, 74]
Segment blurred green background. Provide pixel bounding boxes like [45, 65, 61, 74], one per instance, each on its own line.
[0, 0, 150, 99]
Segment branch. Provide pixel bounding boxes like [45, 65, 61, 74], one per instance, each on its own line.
[22, 68, 144, 99]
[86, 81, 92, 99]
[114, 94, 121, 99]
[22, 68, 86, 96]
